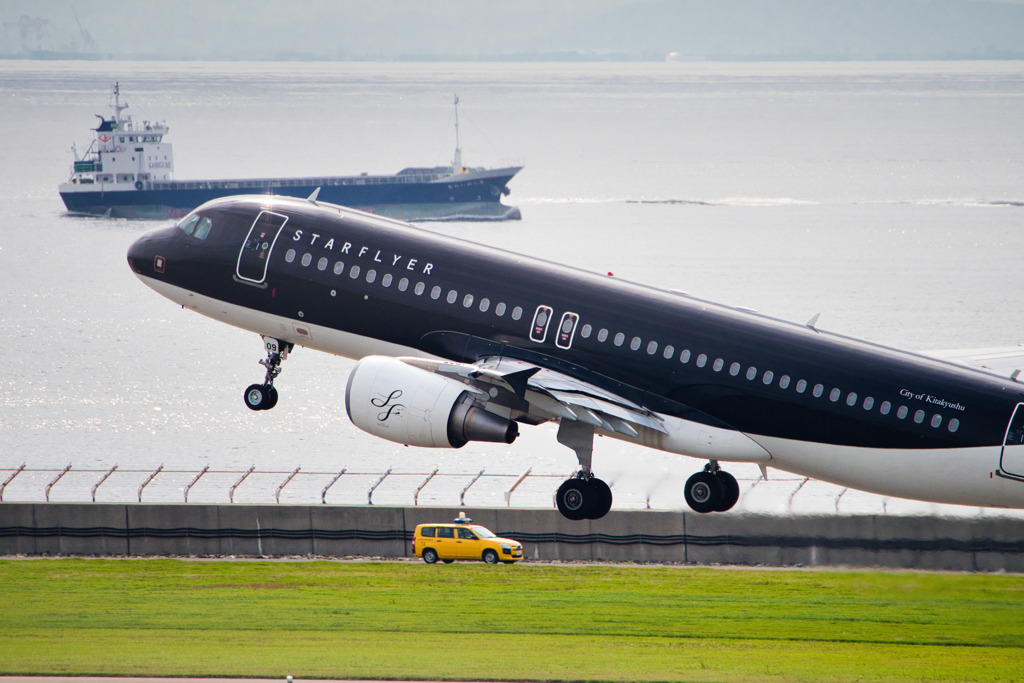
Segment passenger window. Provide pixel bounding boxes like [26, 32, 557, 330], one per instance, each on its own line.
[457, 528, 476, 540]
[914, 410, 925, 424]
[779, 375, 791, 389]
[463, 294, 474, 308]
[829, 388, 841, 402]
[663, 345, 674, 359]
[613, 333, 625, 347]
[317, 257, 328, 271]
[447, 290, 458, 304]
[301, 253, 312, 267]
[812, 384, 824, 398]
[846, 392, 857, 407]
[630, 337, 641, 351]
[647, 341, 658, 355]
[421, 527, 436, 537]
[437, 527, 454, 538]
[415, 282, 425, 295]
[581, 324, 593, 339]
[763, 371, 774, 385]
[713, 358, 724, 372]
[948, 418, 960, 433]
[333, 261, 344, 275]
[897, 406, 908, 419]
[430, 286, 442, 299]
[880, 400, 892, 415]
[863, 397, 874, 410]
[696, 354, 707, 368]
[730, 362, 741, 376]
[598, 328, 609, 342]
[746, 367, 757, 381]
[931, 414, 942, 428]
[796, 379, 807, 393]
[349, 265, 361, 279]
[382, 273, 393, 287]
[495, 302, 507, 316]
[366, 269, 377, 283]
[512, 306, 523, 320]
[680, 349, 691, 363]
[285, 249, 296, 263]
[398, 278, 409, 291]
[479, 298, 490, 312]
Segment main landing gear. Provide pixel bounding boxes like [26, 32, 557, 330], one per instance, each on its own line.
[554, 420, 613, 521]
[683, 461, 740, 513]
[243, 336, 293, 411]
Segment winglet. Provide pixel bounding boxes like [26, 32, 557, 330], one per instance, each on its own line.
[306, 187, 321, 204]
[806, 313, 821, 331]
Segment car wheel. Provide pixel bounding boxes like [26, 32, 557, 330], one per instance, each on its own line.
[482, 549, 499, 564]
[442, 559, 454, 564]
[422, 548, 439, 564]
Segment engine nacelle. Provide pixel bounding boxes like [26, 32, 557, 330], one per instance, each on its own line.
[345, 356, 519, 448]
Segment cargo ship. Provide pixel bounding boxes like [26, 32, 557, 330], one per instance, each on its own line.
[59, 85, 522, 221]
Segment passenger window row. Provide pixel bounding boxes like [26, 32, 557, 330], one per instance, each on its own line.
[284, 248, 525, 322]
[577, 322, 961, 434]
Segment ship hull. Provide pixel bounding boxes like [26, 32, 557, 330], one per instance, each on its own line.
[60, 167, 522, 221]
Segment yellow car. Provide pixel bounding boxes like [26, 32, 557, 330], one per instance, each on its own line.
[413, 518, 523, 564]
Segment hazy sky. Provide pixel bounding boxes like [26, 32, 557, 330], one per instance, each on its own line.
[4, 0, 1024, 61]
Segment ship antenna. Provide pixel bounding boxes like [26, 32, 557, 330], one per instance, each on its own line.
[452, 94, 462, 172]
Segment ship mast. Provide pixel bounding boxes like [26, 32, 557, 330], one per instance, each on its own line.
[452, 94, 462, 172]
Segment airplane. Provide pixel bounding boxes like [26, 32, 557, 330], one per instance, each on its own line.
[126, 193, 1024, 519]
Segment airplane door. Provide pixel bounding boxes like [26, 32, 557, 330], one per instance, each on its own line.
[237, 210, 289, 284]
[1000, 403, 1024, 480]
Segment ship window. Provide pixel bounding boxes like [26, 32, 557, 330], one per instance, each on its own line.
[446, 290, 458, 304]
[663, 345, 674, 359]
[349, 265, 360, 279]
[614, 333, 625, 347]
[317, 257, 328, 271]
[598, 328, 609, 342]
[431, 286, 442, 300]
[463, 294, 474, 308]
[479, 298, 490, 312]
[512, 307, 523, 320]
[581, 324, 592, 339]
[495, 302, 506, 316]
[398, 277, 409, 292]
[696, 354, 707, 368]
[382, 273, 393, 288]
[302, 253, 312, 267]
[949, 418, 960, 433]
[285, 249, 296, 263]
[366, 269, 377, 283]
[415, 282, 425, 296]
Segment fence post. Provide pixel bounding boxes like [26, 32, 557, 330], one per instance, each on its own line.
[91, 465, 118, 503]
[184, 466, 209, 503]
[460, 469, 485, 506]
[414, 468, 439, 506]
[367, 468, 392, 505]
[0, 464, 26, 502]
[137, 465, 163, 503]
[45, 464, 72, 502]
[275, 467, 301, 504]
[321, 468, 346, 504]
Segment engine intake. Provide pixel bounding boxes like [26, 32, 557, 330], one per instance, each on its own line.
[345, 356, 518, 448]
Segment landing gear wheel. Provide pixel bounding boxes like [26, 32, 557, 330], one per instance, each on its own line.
[715, 470, 740, 512]
[684, 471, 725, 514]
[482, 549, 499, 564]
[422, 548, 439, 564]
[590, 477, 613, 519]
[264, 385, 279, 410]
[244, 384, 272, 411]
[556, 478, 595, 521]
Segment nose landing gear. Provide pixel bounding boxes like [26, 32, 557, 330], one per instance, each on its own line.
[243, 336, 293, 411]
[684, 461, 740, 513]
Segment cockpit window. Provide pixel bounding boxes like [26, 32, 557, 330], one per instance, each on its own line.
[176, 213, 213, 240]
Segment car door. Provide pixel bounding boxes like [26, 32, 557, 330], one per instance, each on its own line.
[434, 525, 456, 558]
[456, 526, 481, 560]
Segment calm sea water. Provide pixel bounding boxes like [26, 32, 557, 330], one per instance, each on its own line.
[1, 60, 1023, 516]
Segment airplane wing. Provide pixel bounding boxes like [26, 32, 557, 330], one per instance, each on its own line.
[921, 345, 1024, 380]
[397, 356, 668, 438]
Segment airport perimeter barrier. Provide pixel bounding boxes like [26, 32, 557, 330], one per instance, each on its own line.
[1, 503, 1023, 571]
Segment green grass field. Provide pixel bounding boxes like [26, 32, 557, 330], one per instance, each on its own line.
[1, 558, 1022, 682]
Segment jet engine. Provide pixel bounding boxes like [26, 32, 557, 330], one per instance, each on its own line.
[345, 355, 518, 448]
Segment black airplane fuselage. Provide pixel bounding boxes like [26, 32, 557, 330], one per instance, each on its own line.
[127, 195, 1024, 511]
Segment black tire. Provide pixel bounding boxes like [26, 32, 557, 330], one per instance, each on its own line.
[716, 470, 740, 512]
[265, 386, 279, 410]
[482, 549, 499, 564]
[244, 384, 269, 411]
[589, 478, 613, 519]
[442, 559, 454, 564]
[556, 478, 594, 521]
[684, 471, 725, 514]
[422, 548, 439, 564]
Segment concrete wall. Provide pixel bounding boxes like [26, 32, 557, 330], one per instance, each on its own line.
[2, 503, 1023, 571]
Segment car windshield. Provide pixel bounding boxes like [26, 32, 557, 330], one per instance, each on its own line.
[472, 526, 496, 538]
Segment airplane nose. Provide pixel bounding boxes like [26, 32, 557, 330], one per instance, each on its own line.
[127, 231, 168, 278]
